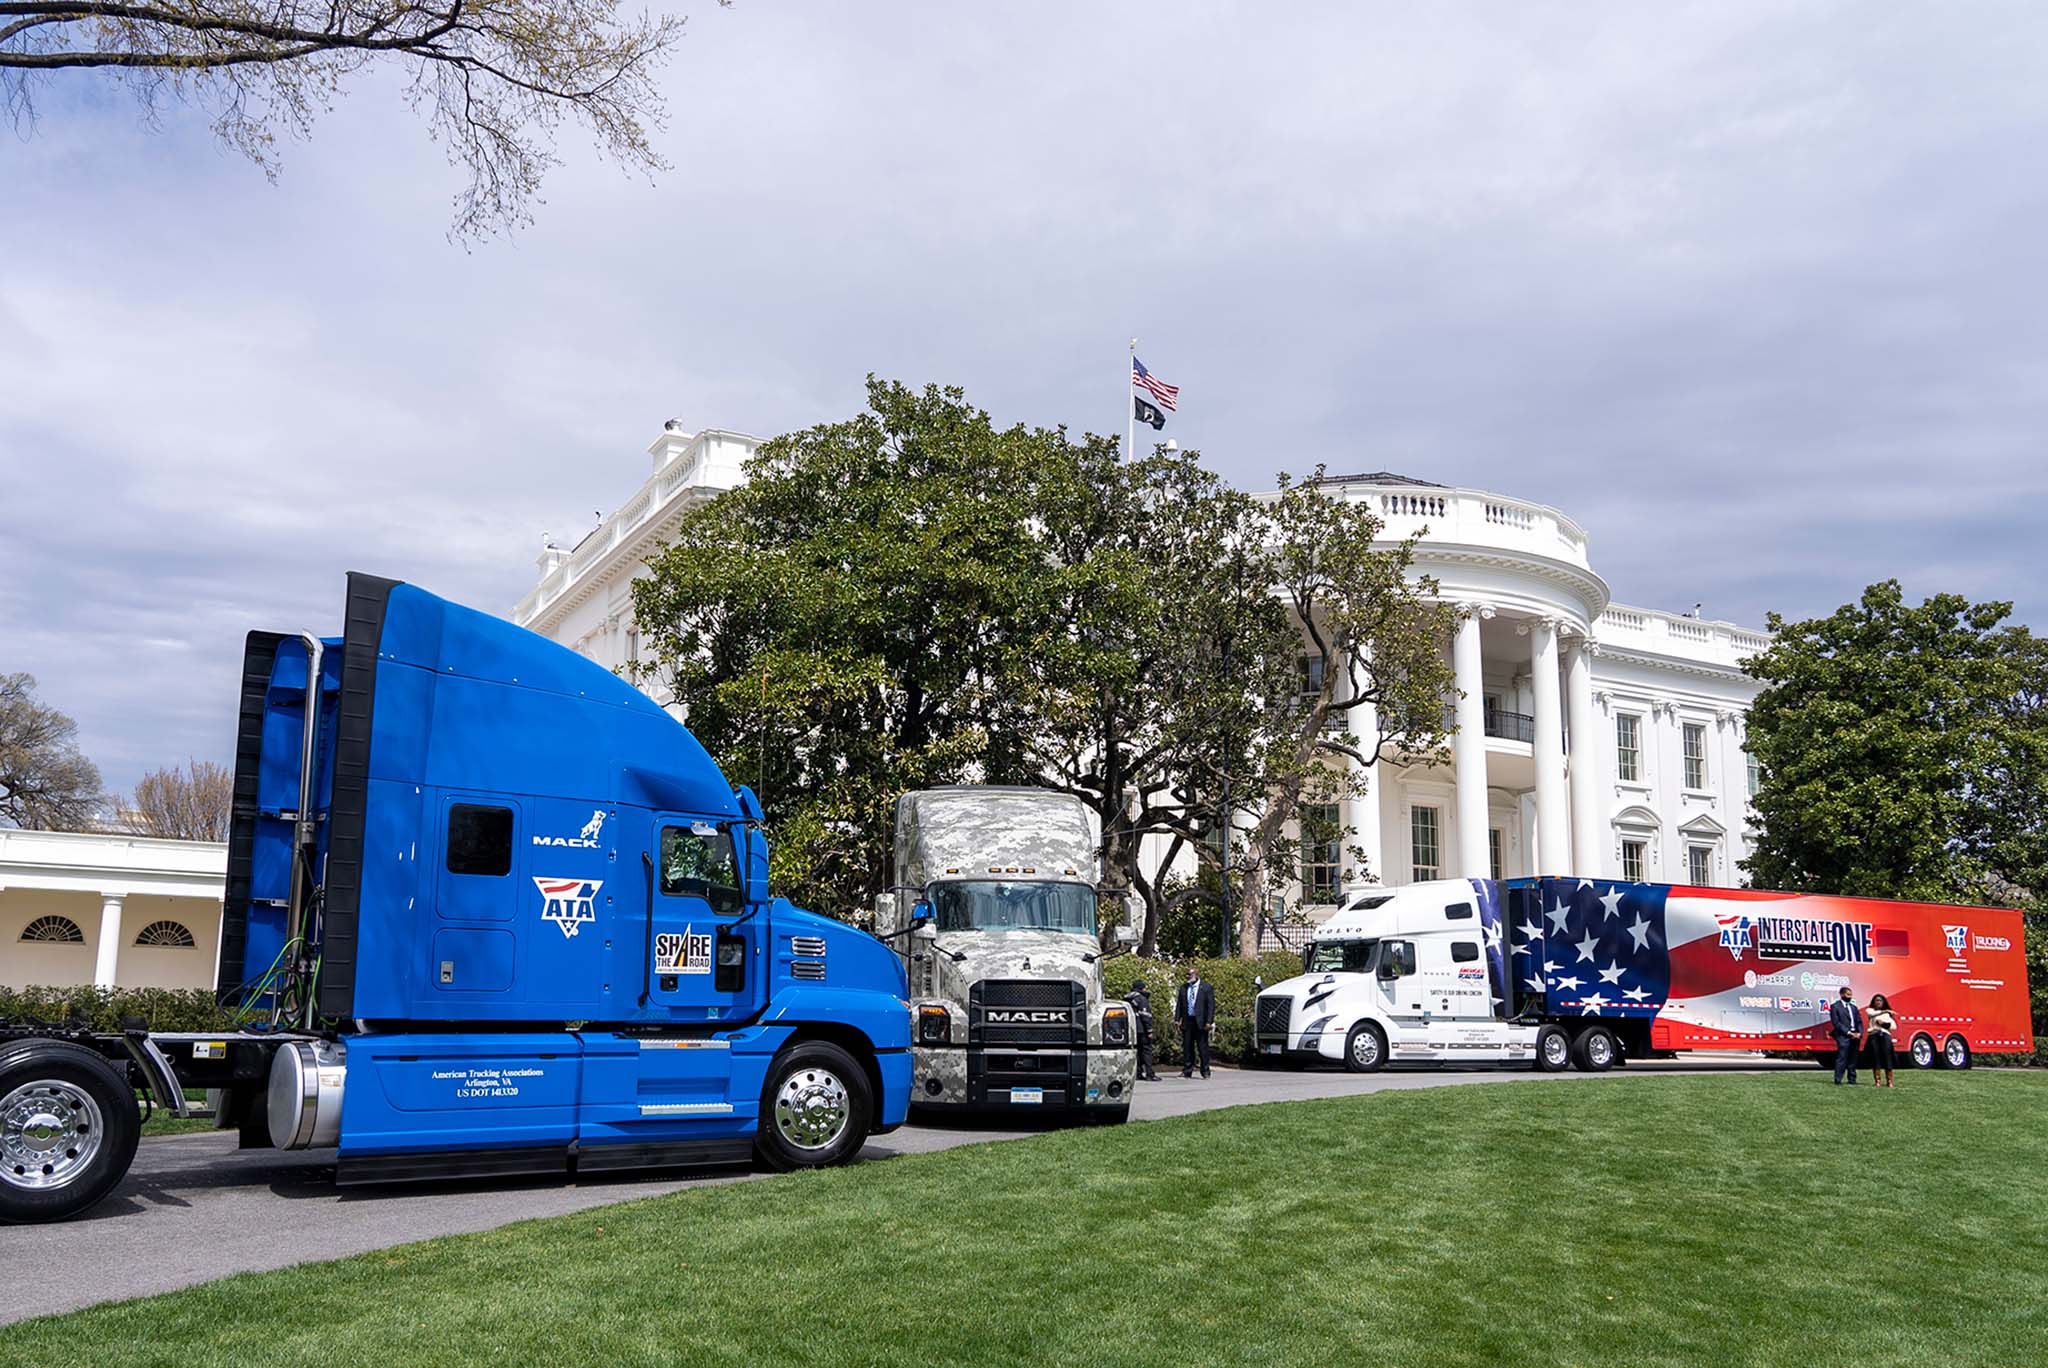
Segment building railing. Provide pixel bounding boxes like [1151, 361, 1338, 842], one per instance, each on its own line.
[1305, 480, 1594, 572]
[1484, 708, 1535, 743]
[1593, 604, 1772, 670]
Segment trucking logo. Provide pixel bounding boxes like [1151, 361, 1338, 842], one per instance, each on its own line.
[1975, 934, 2012, 952]
[534, 877, 602, 938]
[534, 809, 608, 850]
[1717, 916, 1753, 960]
[1943, 925, 1969, 955]
[1753, 916, 1874, 964]
[655, 926, 711, 975]
[986, 1009, 1069, 1025]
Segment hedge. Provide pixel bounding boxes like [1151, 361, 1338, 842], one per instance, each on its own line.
[1103, 952, 1305, 1066]
[0, 985, 237, 1033]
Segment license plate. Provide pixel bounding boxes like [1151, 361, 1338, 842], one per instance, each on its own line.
[1262, 1043, 1282, 1054]
[1009, 1087, 1043, 1104]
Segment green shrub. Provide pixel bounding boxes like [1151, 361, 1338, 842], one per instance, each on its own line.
[1103, 951, 1303, 1065]
[0, 985, 236, 1033]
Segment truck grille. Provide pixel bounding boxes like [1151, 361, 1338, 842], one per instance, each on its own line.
[1256, 994, 1292, 1040]
[971, 979, 1086, 1046]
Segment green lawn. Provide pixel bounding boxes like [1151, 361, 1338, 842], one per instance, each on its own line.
[138, 1090, 215, 1137]
[10, 1072, 2046, 1367]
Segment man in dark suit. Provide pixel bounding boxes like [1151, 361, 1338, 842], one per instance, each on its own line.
[1175, 966, 1216, 1079]
[1124, 979, 1161, 1081]
[1828, 986, 1864, 1085]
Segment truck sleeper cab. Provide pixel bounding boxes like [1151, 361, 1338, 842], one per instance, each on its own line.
[0, 573, 912, 1224]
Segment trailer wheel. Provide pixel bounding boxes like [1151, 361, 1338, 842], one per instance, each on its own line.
[1909, 1034, 1937, 1069]
[754, 1040, 871, 1172]
[0, 1039, 140, 1225]
[1942, 1034, 1972, 1070]
[1534, 1027, 1573, 1072]
[1342, 1022, 1387, 1074]
[1572, 1025, 1618, 1072]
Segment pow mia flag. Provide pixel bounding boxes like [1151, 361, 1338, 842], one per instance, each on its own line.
[1133, 394, 1167, 430]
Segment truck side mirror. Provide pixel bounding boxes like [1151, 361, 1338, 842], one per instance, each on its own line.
[911, 902, 935, 940]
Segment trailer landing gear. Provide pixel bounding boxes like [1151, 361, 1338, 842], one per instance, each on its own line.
[0, 1039, 141, 1225]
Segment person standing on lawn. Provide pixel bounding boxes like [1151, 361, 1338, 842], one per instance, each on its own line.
[1125, 979, 1162, 1081]
[1175, 965, 1215, 1079]
[1828, 986, 1863, 1085]
[1865, 993, 1899, 1088]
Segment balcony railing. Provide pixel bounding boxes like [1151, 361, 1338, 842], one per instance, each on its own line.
[1484, 708, 1535, 743]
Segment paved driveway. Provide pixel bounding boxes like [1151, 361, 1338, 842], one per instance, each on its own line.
[0, 1058, 1799, 1324]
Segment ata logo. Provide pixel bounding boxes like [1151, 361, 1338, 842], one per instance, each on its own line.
[1943, 924, 1969, 956]
[533, 809, 608, 849]
[534, 877, 602, 938]
[1717, 916, 1753, 960]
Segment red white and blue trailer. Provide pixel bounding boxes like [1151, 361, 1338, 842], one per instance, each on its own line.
[1252, 876, 2033, 1073]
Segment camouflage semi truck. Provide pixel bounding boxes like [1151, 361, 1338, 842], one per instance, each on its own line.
[874, 786, 1137, 1121]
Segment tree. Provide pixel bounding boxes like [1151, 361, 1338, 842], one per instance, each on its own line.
[1217, 473, 1457, 958]
[0, 671, 105, 830]
[127, 759, 233, 841]
[631, 379, 1061, 921]
[2, 0, 705, 240]
[1742, 581, 2048, 906]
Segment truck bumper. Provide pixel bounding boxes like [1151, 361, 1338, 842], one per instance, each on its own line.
[910, 1045, 1136, 1110]
[1253, 1028, 1349, 1065]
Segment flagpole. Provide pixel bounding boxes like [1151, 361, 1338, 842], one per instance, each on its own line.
[1126, 337, 1136, 460]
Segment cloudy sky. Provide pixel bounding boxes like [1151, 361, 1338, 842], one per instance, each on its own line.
[4, 1, 2045, 797]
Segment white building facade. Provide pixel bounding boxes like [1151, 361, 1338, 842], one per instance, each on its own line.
[0, 828, 228, 991]
[516, 430, 1765, 912]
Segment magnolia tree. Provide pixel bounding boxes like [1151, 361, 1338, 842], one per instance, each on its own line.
[632, 381, 1459, 953]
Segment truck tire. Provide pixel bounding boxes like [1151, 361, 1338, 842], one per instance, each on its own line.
[1572, 1025, 1618, 1072]
[1342, 1022, 1387, 1074]
[1534, 1026, 1573, 1072]
[1942, 1034, 1972, 1070]
[0, 1039, 140, 1224]
[754, 1040, 872, 1172]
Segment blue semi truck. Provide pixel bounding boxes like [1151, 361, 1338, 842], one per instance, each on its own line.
[0, 573, 911, 1223]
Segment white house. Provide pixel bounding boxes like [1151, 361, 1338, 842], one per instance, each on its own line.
[0, 828, 227, 991]
[515, 427, 1766, 914]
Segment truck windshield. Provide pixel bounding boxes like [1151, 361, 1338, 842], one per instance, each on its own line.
[930, 880, 1097, 934]
[1308, 938, 1377, 973]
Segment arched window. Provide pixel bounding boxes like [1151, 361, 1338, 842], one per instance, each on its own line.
[21, 915, 86, 944]
[134, 920, 197, 948]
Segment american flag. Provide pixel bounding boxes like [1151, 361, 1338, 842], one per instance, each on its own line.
[1511, 879, 1672, 1017]
[1131, 357, 1179, 411]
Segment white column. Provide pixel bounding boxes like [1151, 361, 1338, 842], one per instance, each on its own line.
[94, 894, 125, 988]
[1529, 617, 1569, 874]
[1452, 605, 1491, 880]
[1344, 652, 1383, 889]
[1566, 636, 1603, 877]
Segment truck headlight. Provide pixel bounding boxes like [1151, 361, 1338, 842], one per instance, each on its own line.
[917, 1004, 951, 1045]
[1102, 1005, 1130, 1046]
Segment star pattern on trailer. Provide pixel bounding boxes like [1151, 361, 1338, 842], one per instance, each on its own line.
[1512, 880, 1671, 1018]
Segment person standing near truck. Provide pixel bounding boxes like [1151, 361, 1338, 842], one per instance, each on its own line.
[1829, 986, 1864, 1085]
[1126, 979, 1162, 1081]
[1176, 966, 1216, 1079]
[1866, 993, 1899, 1088]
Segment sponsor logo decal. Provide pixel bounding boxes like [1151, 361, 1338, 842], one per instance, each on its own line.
[1739, 995, 1775, 1009]
[534, 877, 601, 938]
[1746, 969, 1797, 988]
[1717, 916, 1753, 959]
[1778, 997, 1815, 1012]
[1753, 916, 1874, 964]
[1974, 934, 2012, 952]
[534, 808, 608, 849]
[1944, 924, 1969, 955]
[655, 925, 712, 975]
[986, 1009, 1069, 1024]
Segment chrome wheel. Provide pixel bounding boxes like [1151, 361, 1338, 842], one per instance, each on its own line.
[1911, 1035, 1935, 1069]
[1, 1080, 104, 1192]
[1350, 1029, 1381, 1069]
[1542, 1032, 1571, 1069]
[1944, 1035, 1970, 1070]
[1585, 1032, 1614, 1068]
[773, 1066, 850, 1151]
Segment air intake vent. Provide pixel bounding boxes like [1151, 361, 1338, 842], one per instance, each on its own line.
[791, 935, 828, 957]
[791, 959, 827, 981]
